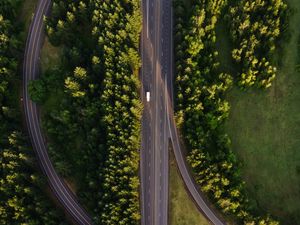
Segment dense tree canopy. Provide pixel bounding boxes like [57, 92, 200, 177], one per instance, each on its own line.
[227, 0, 287, 88]
[29, 0, 142, 224]
[174, 0, 284, 224]
[0, 1, 69, 224]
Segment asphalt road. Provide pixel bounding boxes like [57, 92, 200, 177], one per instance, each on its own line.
[140, 0, 169, 224]
[23, 0, 226, 225]
[22, 1, 92, 224]
[140, 0, 226, 224]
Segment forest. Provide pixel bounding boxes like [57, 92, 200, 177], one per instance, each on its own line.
[0, 0, 69, 224]
[227, 0, 287, 88]
[29, 0, 142, 224]
[1, 0, 291, 224]
[174, 0, 286, 224]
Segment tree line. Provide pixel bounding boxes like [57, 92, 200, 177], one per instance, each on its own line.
[226, 0, 287, 88]
[174, 0, 283, 224]
[0, 0, 69, 224]
[29, 0, 142, 224]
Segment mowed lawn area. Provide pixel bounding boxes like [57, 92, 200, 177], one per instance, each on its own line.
[224, 0, 300, 224]
[20, 0, 38, 32]
[39, 37, 86, 192]
[169, 147, 211, 225]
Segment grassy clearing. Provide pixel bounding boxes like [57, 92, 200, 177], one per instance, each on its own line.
[215, 20, 236, 75]
[223, 0, 300, 223]
[39, 37, 62, 117]
[40, 40, 63, 113]
[19, 0, 38, 33]
[40, 37, 62, 73]
[39, 36, 87, 193]
[169, 150, 211, 225]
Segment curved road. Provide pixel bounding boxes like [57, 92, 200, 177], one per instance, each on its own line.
[140, 0, 226, 224]
[22, 1, 93, 224]
[23, 0, 226, 224]
[164, 3, 226, 223]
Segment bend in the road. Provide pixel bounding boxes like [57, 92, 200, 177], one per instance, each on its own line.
[158, 0, 227, 224]
[22, 0, 93, 224]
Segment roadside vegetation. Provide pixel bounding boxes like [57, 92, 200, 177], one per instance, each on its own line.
[19, 0, 37, 32]
[227, 0, 287, 88]
[169, 150, 211, 225]
[174, 0, 287, 224]
[0, 0, 69, 224]
[225, 0, 300, 223]
[29, 0, 142, 224]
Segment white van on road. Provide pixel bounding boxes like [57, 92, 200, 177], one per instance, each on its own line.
[146, 92, 150, 102]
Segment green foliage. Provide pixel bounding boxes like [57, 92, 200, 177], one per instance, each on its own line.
[39, 0, 142, 224]
[174, 0, 281, 224]
[0, 0, 22, 20]
[226, 0, 287, 88]
[28, 79, 47, 103]
[91, 2, 142, 223]
[297, 35, 300, 72]
[0, 132, 68, 225]
[0, 2, 69, 224]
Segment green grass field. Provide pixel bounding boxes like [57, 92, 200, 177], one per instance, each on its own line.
[223, 0, 300, 223]
[39, 37, 86, 189]
[39, 35, 63, 124]
[19, 0, 38, 33]
[169, 151, 211, 225]
[40, 37, 62, 73]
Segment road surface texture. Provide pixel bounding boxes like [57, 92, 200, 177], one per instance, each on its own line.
[140, 0, 169, 224]
[22, 0, 93, 224]
[140, 0, 227, 225]
[22, 0, 226, 224]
